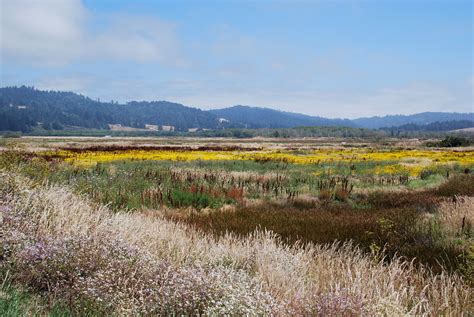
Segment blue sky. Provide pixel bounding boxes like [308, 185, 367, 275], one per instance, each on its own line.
[1, 0, 472, 118]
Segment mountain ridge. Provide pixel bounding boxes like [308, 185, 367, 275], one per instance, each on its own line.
[1, 86, 472, 132]
[209, 105, 355, 129]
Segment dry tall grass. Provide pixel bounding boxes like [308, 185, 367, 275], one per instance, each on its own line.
[1, 171, 472, 315]
[438, 196, 474, 236]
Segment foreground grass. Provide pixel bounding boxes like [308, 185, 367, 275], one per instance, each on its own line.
[1, 171, 472, 315]
[1, 150, 473, 277]
[0, 287, 38, 317]
[0, 285, 72, 317]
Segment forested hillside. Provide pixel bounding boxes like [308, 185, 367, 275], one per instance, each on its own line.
[381, 120, 474, 134]
[353, 112, 474, 129]
[1, 86, 472, 133]
[209, 105, 354, 128]
[0, 86, 221, 132]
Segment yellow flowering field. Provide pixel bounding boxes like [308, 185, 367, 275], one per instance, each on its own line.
[46, 149, 244, 167]
[43, 147, 474, 176]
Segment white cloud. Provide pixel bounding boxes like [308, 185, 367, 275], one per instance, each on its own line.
[89, 15, 181, 64]
[35, 74, 93, 94]
[1, 0, 86, 65]
[0, 0, 181, 65]
[210, 24, 257, 59]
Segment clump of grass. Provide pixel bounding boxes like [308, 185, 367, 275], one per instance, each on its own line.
[362, 190, 440, 212]
[438, 196, 474, 237]
[171, 189, 214, 208]
[437, 174, 474, 197]
[0, 285, 73, 317]
[436, 197, 474, 284]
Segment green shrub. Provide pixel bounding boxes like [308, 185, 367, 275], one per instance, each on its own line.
[429, 136, 472, 147]
[420, 169, 435, 180]
[171, 189, 213, 209]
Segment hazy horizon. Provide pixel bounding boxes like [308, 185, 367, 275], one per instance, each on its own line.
[1, 0, 473, 118]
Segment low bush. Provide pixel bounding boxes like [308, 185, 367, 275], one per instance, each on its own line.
[436, 136, 472, 147]
[437, 174, 474, 197]
[171, 189, 215, 209]
[362, 190, 440, 212]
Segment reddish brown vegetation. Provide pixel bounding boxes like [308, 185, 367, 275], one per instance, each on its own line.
[59, 145, 263, 153]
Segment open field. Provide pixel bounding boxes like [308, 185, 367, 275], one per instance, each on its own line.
[1, 137, 473, 315]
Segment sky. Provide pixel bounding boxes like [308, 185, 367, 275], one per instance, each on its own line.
[0, 0, 472, 118]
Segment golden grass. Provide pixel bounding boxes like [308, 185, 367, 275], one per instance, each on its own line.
[438, 196, 474, 237]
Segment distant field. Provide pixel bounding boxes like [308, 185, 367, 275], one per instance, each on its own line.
[1, 137, 473, 315]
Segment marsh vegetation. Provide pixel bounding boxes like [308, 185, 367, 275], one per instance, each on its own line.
[1, 137, 473, 315]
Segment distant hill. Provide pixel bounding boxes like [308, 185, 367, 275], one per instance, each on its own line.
[0, 86, 222, 132]
[353, 112, 474, 129]
[1, 86, 472, 133]
[209, 105, 354, 128]
[380, 120, 474, 133]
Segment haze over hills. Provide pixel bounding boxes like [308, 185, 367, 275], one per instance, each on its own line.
[353, 113, 474, 129]
[209, 106, 355, 129]
[1, 86, 473, 133]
